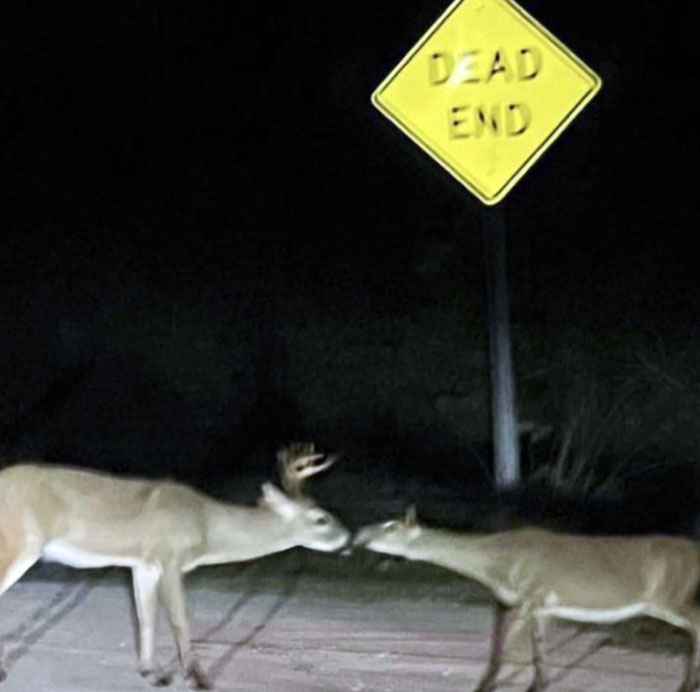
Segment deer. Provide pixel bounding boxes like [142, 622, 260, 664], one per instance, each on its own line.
[0, 443, 350, 688]
[354, 507, 700, 692]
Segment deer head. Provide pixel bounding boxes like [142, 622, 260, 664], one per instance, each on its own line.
[353, 505, 421, 554]
[258, 481, 349, 552]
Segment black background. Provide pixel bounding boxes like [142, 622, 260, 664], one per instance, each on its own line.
[1, 1, 698, 526]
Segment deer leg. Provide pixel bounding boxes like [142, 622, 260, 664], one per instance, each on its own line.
[525, 614, 549, 692]
[132, 564, 162, 679]
[472, 603, 519, 692]
[675, 607, 700, 692]
[0, 541, 43, 682]
[159, 565, 211, 690]
[681, 627, 700, 692]
[648, 606, 700, 692]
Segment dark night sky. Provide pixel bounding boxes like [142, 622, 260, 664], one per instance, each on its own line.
[1, 0, 699, 488]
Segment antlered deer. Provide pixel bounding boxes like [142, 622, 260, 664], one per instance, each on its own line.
[0, 444, 349, 688]
[354, 508, 700, 692]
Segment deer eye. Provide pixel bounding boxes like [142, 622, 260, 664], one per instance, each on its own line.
[382, 521, 398, 533]
[312, 513, 330, 526]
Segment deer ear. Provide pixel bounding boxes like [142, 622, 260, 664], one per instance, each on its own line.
[260, 483, 297, 518]
[405, 504, 417, 527]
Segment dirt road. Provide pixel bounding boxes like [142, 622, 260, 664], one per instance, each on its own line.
[0, 552, 688, 691]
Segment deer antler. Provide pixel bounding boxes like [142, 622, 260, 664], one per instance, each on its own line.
[277, 442, 336, 497]
[404, 505, 417, 527]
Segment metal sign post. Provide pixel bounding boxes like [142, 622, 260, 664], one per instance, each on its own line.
[372, 0, 601, 486]
[482, 206, 519, 487]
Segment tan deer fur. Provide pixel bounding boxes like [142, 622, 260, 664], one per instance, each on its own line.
[354, 509, 700, 692]
[0, 448, 348, 688]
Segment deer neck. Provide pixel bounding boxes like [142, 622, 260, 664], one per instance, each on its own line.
[201, 502, 300, 566]
[407, 527, 516, 601]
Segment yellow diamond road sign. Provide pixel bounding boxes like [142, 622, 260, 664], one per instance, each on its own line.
[372, 0, 601, 205]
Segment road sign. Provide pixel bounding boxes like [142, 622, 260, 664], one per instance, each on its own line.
[372, 0, 601, 204]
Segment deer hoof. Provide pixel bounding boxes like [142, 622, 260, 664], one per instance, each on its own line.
[143, 669, 174, 687]
[187, 662, 213, 690]
[525, 683, 546, 692]
[472, 683, 496, 692]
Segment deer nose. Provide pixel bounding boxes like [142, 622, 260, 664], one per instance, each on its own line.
[330, 528, 352, 554]
[352, 528, 372, 548]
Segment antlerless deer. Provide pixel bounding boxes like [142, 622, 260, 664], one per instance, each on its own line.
[354, 508, 700, 692]
[0, 444, 349, 688]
